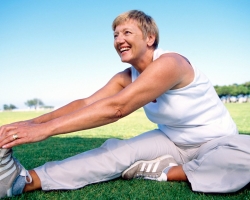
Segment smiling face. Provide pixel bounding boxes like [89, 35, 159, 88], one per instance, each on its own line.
[114, 20, 155, 68]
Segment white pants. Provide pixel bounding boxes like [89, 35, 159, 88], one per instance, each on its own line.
[34, 130, 250, 193]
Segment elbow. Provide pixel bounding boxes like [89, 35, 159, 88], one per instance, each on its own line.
[113, 104, 133, 121]
[109, 96, 134, 121]
[114, 109, 123, 119]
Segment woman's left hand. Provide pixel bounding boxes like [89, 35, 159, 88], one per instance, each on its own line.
[0, 123, 50, 148]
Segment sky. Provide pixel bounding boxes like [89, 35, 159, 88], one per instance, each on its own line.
[0, 0, 250, 109]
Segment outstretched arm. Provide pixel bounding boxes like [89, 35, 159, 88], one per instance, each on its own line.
[0, 68, 132, 147]
[0, 53, 193, 148]
[46, 53, 194, 135]
[27, 68, 133, 124]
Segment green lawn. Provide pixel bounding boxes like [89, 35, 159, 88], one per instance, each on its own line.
[0, 104, 249, 199]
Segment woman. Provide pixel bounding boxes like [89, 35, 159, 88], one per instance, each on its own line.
[0, 10, 249, 198]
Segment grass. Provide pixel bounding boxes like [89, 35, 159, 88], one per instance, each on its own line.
[225, 103, 250, 135]
[0, 104, 250, 200]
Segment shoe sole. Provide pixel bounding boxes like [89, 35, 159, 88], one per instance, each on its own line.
[122, 155, 176, 178]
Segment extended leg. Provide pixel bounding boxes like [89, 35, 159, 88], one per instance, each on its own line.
[32, 129, 182, 191]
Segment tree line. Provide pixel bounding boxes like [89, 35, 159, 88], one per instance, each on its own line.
[2, 98, 53, 111]
[214, 81, 250, 97]
[3, 104, 17, 111]
[25, 98, 44, 109]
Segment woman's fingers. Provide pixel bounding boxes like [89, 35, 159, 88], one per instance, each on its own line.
[2, 134, 25, 149]
[0, 125, 28, 148]
[1, 123, 48, 148]
[0, 125, 17, 146]
[0, 125, 16, 136]
[0, 127, 19, 148]
[0, 120, 33, 137]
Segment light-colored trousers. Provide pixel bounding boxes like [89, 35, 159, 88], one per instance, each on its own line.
[34, 130, 250, 193]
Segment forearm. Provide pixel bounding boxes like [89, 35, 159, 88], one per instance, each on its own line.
[0, 99, 93, 148]
[31, 99, 87, 124]
[45, 98, 125, 136]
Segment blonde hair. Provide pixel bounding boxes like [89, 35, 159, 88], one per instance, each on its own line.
[112, 10, 159, 49]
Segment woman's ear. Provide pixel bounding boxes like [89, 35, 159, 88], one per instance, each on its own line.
[146, 34, 156, 47]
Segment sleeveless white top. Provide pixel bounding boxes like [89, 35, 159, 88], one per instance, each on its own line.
[131, 49, 238, 145]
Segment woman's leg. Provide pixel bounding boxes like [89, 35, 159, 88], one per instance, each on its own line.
[167, 166, 187, 181]
[23, 165, 188, 192]
[29, 129, 183, 191]
[183, 134, 250, 193]
[23, 170, 41, 192]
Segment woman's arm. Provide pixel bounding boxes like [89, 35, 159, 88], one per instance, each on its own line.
[46, 53, 194, 135]
[0, 53, 193, 148]
[30, 68, 132, 124]
[44, 54, 194, 135]
[0, 68, 132, 147]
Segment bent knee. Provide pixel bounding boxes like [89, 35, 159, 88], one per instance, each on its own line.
[101, 138, 127, 151]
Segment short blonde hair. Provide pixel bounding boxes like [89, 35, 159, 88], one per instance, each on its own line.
[112, 10, 159, 49]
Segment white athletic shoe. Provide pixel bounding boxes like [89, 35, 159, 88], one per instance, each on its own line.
[0, 148, 31, 198]
[122, 155, 178, 181]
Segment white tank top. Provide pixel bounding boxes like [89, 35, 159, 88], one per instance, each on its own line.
[131, 49, 238, 145]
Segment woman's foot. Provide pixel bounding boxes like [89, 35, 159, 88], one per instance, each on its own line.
[0, 148, 31, 198]
[122, 155, 178, 181]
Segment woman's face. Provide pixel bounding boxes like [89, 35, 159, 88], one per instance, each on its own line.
[114, 20, 150, 65]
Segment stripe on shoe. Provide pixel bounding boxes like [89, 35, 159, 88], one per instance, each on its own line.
[0, 159, 14, 173]
[0, 149, 9, 159]
[140, 163, 146, 171]
[146, 163, 153, 172]
[1, 154, 11, 164]
[152, 161, 160, 172]
[0, 164, 16, 181]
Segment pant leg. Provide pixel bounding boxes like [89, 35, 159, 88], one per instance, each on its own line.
[34, 129, 182, 191]
[183, 134, 250, 193]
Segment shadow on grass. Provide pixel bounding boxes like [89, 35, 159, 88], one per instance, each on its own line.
[13, 136, 110, 169]
[11, 136, 250, 200]
[240, 131, 250, 135]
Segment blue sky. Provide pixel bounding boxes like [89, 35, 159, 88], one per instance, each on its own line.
[0, 0, 250, 109]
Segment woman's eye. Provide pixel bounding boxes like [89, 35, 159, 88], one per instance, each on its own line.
[125, 31, 131, 35]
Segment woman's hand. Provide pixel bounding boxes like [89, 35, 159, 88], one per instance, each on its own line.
[0, 122, 50, 148]
[6, 119, 34, 127]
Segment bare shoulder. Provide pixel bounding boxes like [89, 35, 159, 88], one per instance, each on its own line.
[158, 52, 190, 67]
[112, 67, 132, 88]
[156, 52, 194, 89]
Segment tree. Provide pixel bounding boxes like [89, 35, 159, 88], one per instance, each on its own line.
[237, 85, 248, 95]
[214, 85, 231, 97]
[243, 81, 250, 88]
[3, 104, 9, 110]
[228, 85, 238, 96]
[9, 104, 17, 110]
[243, 82, 250, 94]
[3, 104, 17, 111]
[214, 81, 250, 97]
[25, 98, 44, 109]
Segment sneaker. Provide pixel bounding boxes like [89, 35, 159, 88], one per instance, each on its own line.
[122, 155, 178, 181]
[0, 148, 32, 198]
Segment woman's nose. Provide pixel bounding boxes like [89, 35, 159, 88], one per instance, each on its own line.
[115, 34, 125, 43]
